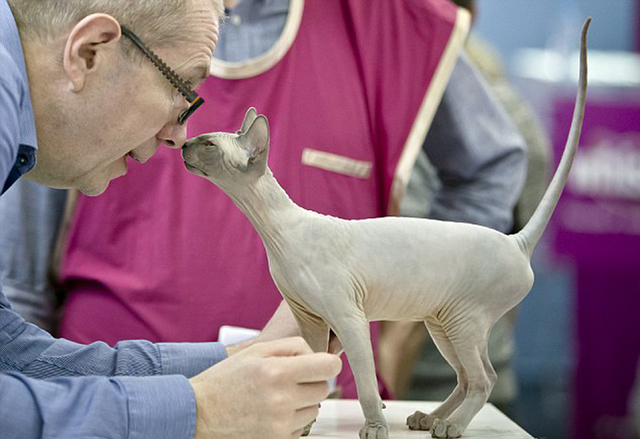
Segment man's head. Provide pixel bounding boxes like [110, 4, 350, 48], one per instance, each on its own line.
[8, 0, 224, 195]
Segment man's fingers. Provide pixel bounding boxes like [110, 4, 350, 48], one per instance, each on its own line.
[253, 336, 314, 357]
[291, 380, 330, 407]
[273, 352, 342, 383]
[250, 338, 341, 382]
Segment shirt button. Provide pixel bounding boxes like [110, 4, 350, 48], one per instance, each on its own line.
[18, 154, 27, 165]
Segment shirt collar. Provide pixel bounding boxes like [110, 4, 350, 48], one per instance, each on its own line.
[1, 0, 38, 150]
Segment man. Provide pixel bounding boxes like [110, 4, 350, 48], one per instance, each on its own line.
[0, 0, 340, 438]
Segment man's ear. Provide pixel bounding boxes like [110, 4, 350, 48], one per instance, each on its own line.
[239, 115, 269, 163]
[237, 107, 258, 135]
[63, 14, 121, 92]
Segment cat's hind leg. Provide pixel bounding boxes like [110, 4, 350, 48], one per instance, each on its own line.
[430, 317, 496, 439]
[406, 317, 468, 432]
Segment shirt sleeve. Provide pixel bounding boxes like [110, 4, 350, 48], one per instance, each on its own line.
[0, 297, 227, 379]
[0, 371, 197, 439]
[422, 51, 527, 233]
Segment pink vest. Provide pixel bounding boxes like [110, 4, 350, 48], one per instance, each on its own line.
[59, 0, 468, 398]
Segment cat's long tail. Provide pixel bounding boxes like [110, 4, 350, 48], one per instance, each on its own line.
[513, 18, 590, 259]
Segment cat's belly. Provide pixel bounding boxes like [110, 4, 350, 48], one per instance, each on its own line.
[362, 283, 445, 322]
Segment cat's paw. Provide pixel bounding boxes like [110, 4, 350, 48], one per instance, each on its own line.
[407, 410, 436, 430]
[359, 421, 389, 439]
[431, 418, 464, 438]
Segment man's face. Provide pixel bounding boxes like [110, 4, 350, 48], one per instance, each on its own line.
[26, 0, 220, 196]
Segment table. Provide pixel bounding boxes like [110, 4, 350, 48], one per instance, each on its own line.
[307, 400, 533, 438]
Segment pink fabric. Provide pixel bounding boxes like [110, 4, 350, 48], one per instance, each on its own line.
[59, 0, 458, 398]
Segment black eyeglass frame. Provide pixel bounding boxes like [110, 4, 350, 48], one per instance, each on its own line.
[120, 25, 204, 125]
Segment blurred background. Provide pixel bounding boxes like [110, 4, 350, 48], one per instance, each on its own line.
[469, 1, 640, 438]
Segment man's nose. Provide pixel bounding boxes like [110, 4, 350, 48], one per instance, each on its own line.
[157, 121, 187, 149]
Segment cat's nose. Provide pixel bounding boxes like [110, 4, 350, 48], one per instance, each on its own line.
[181, 144, 195, 162]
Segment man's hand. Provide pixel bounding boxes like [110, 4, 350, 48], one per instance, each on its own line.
[190, 337, 342, 439]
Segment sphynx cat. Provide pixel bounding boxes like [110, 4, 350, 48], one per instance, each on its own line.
[182, 19, 590, 439]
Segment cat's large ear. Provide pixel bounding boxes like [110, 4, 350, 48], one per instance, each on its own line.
[237, 107, 258, 135]
[238, 115, 269, 171]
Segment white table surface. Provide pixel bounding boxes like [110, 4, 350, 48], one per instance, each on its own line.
[307, 400, 533, 438]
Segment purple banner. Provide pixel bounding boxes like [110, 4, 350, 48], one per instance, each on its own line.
[552, 98, 640, 439]
[552, 101, 640, 267]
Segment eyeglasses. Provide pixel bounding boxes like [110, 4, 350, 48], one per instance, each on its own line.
[120, 25, 204, 125]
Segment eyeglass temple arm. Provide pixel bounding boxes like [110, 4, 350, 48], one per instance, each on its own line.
[120, 25, 199, 103]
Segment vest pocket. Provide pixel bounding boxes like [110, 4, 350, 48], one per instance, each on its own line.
[301, 148, 372, 179]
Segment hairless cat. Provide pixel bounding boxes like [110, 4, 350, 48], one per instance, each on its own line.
[182, 19, 591, 439]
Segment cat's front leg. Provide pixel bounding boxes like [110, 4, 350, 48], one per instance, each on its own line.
[329, 313, 389, 439]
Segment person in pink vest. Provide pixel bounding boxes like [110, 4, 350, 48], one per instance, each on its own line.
[1, 0, 527, 400]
